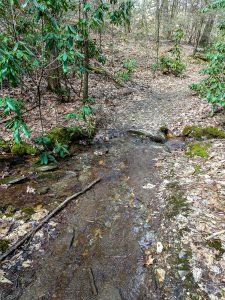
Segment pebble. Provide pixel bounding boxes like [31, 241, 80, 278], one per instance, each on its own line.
[142, 183, 155, 190]
[156, 242, 163, 254]
[192, 267, 202, 282]
[155, 268, 166, 287]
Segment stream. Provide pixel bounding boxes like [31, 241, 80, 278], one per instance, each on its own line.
[1, 134, 170, 299]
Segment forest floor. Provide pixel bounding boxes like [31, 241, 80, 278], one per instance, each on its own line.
[0, 36, 225, 299]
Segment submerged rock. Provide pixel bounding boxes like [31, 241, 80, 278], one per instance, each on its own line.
[129, 129, 166, 143]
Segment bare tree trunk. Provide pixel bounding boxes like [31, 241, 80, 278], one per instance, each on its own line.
[160, 0, 169, 38]
[155, 0, 160, 64]
[199, 17, 214, 47]
[193, 17, 204, 55]
[167, 0, 178, 39]
[46, 45, 62, 93]
[83, 0, 89, 101]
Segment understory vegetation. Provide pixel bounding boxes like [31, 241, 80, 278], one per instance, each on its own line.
[0, 0, 224, 164]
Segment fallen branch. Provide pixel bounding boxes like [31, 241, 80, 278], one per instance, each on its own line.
[205, 229, 225, 241]
[0, 177, 101, 263]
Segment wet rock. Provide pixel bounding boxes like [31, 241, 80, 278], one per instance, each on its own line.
[0, 175, 27, 185]
[155, 268, 166, 287]
[36, 186, 49, 195]
[129, 129, 166, 143]
[52, 171, 77, 192]
[178, 270, 189, 278]
[165, 139, 186, 151]
[78, 172, 91, 183]
[97, 283, 122, 300]
[36, 165, 58, 172]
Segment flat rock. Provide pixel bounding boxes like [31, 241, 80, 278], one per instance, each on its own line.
[36, 187, 49, 195]
[129, 129, 166, 143]
[2, 175, 27, 185]
[36, 165, 58, 172]
[97, 283, 122, 300]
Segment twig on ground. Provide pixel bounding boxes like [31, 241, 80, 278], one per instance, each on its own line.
[205, 229, 225, 241]
[0, 178, 101, 263]
[88, 267, 98, 295]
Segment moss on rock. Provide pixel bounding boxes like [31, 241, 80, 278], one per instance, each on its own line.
[11, 143, 37, 156]
[47, 127, 72, 145]
[183, 125, 225, 139]
[186, 141, 211, 158]
[167, 192, 188, 217]
[0, 138, 11, 153]
[44, 122, 96, 149]
[46, 126, 90, 145]
[21, 206, 35, 216]
[0, 239, 9, 253]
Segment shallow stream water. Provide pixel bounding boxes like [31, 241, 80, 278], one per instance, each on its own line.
[1, 134, 169, 299]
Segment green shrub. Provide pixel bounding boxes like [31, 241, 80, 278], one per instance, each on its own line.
[158, 28, 186, 76]
[190, 1, 225, 109]
[159, 55, 186, 76]
[123, 58, 136, 73]
[115, 58, 136, 81]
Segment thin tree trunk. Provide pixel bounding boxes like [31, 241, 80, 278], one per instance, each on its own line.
[193, 17, 204, 55]
[83, 0, 89, 101]
[155, 0, 160, 65]
[199, 17, 215, 47]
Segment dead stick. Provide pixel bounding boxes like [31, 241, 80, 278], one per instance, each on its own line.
[0, 178, 101, 263]
[205, 229, 225, 241]
[88, 268, 98, 295]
